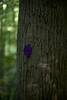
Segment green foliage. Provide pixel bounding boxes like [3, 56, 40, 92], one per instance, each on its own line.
[0, 0, 19, 99]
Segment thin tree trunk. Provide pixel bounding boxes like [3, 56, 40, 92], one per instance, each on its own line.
[0, 2, 5, 99]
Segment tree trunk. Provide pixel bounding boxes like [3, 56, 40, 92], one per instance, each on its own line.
[16, 0, 67, 100]
[0, 2, 5, 99]
[0, 1, 5, 78]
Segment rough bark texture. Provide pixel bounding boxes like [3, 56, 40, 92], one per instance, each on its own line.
[16, 0, 67, 100]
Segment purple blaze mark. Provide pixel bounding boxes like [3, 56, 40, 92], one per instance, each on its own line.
[24, 44, 32, 58]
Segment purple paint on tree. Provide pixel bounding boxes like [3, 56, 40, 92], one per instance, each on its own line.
[24, 44, 32, 58]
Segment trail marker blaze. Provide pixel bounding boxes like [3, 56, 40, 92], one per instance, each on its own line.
[24, 44, 32, 58]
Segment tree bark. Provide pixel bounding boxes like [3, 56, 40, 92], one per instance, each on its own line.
[16, 0, 67, 100]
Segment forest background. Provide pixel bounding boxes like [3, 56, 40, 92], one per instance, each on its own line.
[0, 0, 19, 99]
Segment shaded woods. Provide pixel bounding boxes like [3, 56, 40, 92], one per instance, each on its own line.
[0, 0, 19, 99]
[0, 0, 67, 100]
